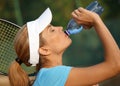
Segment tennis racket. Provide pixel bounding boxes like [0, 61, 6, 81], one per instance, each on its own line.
[0, 19, 35, 76]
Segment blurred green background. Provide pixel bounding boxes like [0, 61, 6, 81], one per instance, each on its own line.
[0, 0, 120, 85]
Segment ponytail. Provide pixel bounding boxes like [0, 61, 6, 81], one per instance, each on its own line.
[8, 61, 30, 86]
[8, 25, 44, 86]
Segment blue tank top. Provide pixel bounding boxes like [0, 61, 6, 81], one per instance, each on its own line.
[33, 65, 72, 86]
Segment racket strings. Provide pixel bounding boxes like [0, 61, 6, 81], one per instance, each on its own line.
[0, 20, 18, 74]
[0, 19, 35, 75]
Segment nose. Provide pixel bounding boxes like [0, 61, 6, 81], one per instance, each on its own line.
[54, 26, 63, 31]
[58, 26, 63, 31]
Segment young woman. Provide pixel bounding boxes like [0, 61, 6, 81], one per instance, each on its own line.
[8, 7, 120, 86]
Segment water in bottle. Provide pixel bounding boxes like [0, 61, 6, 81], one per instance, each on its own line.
[64, 0, 104, 36]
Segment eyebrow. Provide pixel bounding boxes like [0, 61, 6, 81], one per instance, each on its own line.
[47, 24, 51, 28]
[47, 24, 52, 30]
[46, 24, 52, 32]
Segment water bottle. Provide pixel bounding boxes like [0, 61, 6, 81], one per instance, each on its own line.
[64, 0, 104, 36]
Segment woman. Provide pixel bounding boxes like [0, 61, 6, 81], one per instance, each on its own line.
[8, 7, 120, 86]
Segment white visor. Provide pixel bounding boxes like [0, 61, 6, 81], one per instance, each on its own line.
[27, 8, 52, 66]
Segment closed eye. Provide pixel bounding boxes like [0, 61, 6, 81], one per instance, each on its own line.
[50, 29, 55, 32]
[49, 25, 55, 32]
[47, 24, 55, 32]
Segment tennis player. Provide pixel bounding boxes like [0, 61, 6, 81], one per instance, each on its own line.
[8, 7, 120, 86]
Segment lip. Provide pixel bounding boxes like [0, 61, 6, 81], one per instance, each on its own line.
[64, 30, 70, 36]
[64, 32, 69, 38]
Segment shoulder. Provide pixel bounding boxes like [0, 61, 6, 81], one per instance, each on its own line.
[35, 65, 72, 86]
[47, 66, 72, 76]
[38, 65, 72, 77]
[51, 65, 72, 71]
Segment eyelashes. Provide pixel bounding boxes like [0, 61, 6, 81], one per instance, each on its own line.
[50, 29, 55, 32]
[49, 25, 55, 32]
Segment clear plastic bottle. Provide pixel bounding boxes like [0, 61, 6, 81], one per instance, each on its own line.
[64, 0, 104, 36]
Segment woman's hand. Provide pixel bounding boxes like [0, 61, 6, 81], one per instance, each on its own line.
[71, 7, 100, 29]
[65, 7, 120, 86]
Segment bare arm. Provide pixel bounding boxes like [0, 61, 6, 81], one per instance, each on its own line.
[65, 8, 120, 86]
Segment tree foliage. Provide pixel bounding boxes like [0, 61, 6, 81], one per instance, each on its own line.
[0, 0, 120, 85]
[0, 0, 120, 67]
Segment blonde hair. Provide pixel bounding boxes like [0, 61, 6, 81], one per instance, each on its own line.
[8, 25, 45, 86]
[9, 25, 45, 86]
[8, 25, 30, 86]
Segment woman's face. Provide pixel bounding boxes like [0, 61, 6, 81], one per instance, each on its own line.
[41, 24, 72, 54]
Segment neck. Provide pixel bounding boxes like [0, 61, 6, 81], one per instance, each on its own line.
[42, 53, 63, 68]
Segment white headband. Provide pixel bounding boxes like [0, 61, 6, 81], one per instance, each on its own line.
[27, 8, 52, 66]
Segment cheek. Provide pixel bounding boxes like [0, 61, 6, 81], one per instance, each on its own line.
[46, 34, 72, 52]
[47, 37, 63, 50]
[46, 35, 59, 46]
[53, 37, 72, 51]
[51, 37, 61, 47]
[63, 38, 72, 48]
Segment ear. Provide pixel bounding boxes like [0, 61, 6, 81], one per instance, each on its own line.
[39, 46, 51, 56]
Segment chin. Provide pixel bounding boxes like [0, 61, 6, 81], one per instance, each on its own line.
[66, 41, 72, 49]
[68, 39, 72, 45]
[62, 40, 72, 52]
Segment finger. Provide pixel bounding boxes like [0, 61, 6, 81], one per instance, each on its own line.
[78, 7, 93, 14]
[71, 11, 78, 19]
[78, 7, 85, 13]
[71, 10, 82, 22]
[74, 9, 81, 17]
[83, 25, 90, 29]
[83, 25, 93, 29]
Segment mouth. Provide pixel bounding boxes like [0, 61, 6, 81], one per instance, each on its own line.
[64, 32, 69, 38]
[64, 30, 70, 36]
